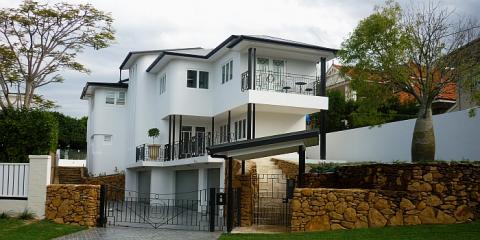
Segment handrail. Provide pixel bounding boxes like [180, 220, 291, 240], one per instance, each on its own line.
[241, 70, 320, 95]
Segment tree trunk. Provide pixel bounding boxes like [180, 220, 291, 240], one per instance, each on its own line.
[411, 105, 435, 162]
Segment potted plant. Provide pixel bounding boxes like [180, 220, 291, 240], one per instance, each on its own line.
[148, 128, 160, 160]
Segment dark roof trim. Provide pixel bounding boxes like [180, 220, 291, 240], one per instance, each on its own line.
[80, 82, 128, 99]
[146, 35, 338, 73]
[226, 35, 339, 53]
[119, 47, 202, 70]
[206, 129, 319, 157]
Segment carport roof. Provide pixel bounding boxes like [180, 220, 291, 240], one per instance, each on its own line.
[206, 129, 319, 160]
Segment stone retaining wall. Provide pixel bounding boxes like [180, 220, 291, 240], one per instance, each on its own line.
[291, 163, 480, 232]
[45, 184, 100, 227]
[291, 187, 477, 231]
[84, 174, 124, 200]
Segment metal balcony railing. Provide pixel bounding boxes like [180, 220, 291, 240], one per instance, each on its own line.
[241, 70, 319, 95]
[136, 131, 244, 162]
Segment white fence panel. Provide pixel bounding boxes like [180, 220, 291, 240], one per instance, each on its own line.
[0, 163, 29, 198]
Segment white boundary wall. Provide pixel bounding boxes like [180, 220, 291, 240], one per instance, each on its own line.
[0, 155, 51, 218]
[307, 108, 480, 162]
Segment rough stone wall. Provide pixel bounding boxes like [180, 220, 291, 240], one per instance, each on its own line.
[272, 159, 298, 179]
[230, 160, 256, 226]
[45, 184, 100, 227]
[84, 174, 125, 200]
[291, 187, 478, 232]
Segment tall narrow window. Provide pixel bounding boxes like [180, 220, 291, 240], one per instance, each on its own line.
[116, 92, 126, 105]
[234, 121, 238, 140]
[229, 60, 233, 80]
[221, 60, 233, 84]
[159, 73, 166, 94]
[187, 70, 197, 88]
[199, 71, 209, 89]
[222, 65, 226, 84]
[242, 119, 246, 138]
[106, 91, 115, 104]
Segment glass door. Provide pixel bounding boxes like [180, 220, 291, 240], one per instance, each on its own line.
[181, 126, 192, 158]
[195, 127, 206, 156]
[256, 58, 270, 90]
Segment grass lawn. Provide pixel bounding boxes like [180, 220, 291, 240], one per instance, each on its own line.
[220, 221, 480, 240]
[0, 218, 86, 240]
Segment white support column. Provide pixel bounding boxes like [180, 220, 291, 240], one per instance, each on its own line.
[27, 155, 51, 219]
[198, 168, 207, 212]
[125, 168, 138, 199]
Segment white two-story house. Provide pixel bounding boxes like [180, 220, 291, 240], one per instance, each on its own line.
[81, 35, 336, 198]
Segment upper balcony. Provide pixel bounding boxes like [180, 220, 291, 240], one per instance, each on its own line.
[241, 70, 319, 96]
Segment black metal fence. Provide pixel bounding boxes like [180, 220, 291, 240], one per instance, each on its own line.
[103, 186, 227, 231]
[242, 70, 319, 95]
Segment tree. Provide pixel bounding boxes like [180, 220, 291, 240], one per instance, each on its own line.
[51, 112, 87, 150]
[339, 1, 479, 162]
[148, 128, 160, 144]
[0, 0, 114, 110]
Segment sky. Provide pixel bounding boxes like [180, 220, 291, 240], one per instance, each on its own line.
[1, 0, 478, 118]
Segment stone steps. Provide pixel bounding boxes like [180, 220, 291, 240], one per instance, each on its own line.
[56, 167, 86, 184]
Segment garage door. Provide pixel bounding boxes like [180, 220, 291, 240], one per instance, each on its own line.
[175, 169, 198, 200]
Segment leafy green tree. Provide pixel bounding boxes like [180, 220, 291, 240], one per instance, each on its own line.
[51, 112, 87, 150]
[338, 1, 479, 162]
[0, 1, 115, 110]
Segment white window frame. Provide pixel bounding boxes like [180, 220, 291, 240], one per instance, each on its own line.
[222, 60, 233, 84]
[105, 91, 115, 104]
[187, 69, 209, 89]
[105, 91, 126, 106]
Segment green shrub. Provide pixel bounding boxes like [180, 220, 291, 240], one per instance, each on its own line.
[18, 209, 35, 220]
[0, 108, 58, 163]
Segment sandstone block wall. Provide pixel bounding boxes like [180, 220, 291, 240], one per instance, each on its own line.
[291, 187, 477, 232]
[291, 163, 480, 232]
[45, 184, 100, 227]
[84, 174, 124, 200]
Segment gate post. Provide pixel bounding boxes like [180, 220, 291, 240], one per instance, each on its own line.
[209, 188, 216, 232]
[98, 184, 107, 227]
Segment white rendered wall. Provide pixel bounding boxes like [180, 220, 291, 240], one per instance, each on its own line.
[307, 108, 480, 162]
[255, 111, 306, 138]
[88, 88, 128, 175]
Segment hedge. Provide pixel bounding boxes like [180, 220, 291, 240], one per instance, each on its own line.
[0, 108, 58, 163]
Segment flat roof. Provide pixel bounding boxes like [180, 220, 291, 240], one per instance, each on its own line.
[80, 82, 128, 99]
[207, 129, 319, 160]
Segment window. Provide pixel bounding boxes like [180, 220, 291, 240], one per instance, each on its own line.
[187, 70, 209, 89]
[234, 119, 247, 140]
[117, 92, 126, 105]
[104, 135, 112, 142]
[219, 125, 229, 143]
[159, 73, 166, 94]
[187, 70, 197, 88]
[199, 71, 209, 89]
[222, 60, 233, 84]
[106, 91, 126, 105]
[106, 91, 115, 104]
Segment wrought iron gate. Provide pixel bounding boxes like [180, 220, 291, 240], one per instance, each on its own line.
[253, 174, 291, 229]
[101, 186, 225, 231]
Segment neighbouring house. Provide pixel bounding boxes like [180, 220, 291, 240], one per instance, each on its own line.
[326, 63, 457, 114]
[80, 35, 336, 198]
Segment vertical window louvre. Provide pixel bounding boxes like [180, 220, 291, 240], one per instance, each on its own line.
[159, 73, 166, 94]
[229, 60, 233, 80]
[187, 70, 197, 88]
[199, 71, 209, 89]
[106, 91, 115, 104]
[116, 92, 126, 105]
[222, 65, 226, 84]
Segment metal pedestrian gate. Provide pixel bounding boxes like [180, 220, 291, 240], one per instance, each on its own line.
[99, 186, 226, 231]
[252, 174, 292, 229]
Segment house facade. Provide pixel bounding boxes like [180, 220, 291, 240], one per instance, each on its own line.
[81, 35, 336, 198]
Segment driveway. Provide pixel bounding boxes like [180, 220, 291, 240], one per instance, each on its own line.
[55, 226, 222, 240]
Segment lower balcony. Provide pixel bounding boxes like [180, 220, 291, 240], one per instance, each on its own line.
[135, 132, 241, 162]
[241, 70, 319, 95]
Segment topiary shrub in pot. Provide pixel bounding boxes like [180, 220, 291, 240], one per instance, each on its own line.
[147, 128, 160, 160]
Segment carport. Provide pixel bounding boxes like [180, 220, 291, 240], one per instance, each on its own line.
[206, 129, 320, 232]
